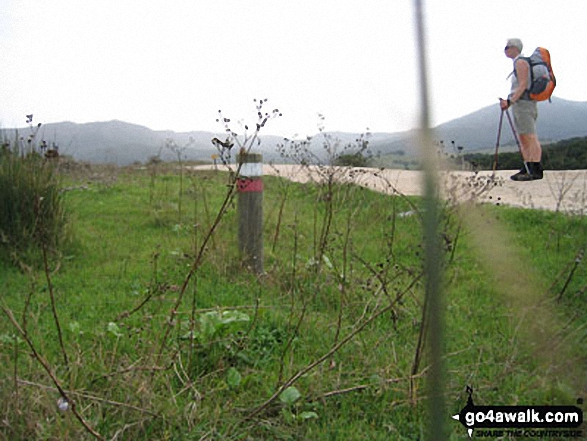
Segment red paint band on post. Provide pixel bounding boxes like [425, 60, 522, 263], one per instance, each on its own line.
[237, 178, 263, 193]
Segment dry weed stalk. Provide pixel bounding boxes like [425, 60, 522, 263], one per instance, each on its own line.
[155, 99, 281, 366]
[39, 238, 69, 369]
[1, 306, 105, 440]
[242, 271, 423, 422]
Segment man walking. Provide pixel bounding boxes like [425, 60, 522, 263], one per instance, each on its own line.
[500, 38, 544, 181]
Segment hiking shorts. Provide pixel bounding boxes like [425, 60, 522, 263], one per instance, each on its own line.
[512, 99, 538, 135]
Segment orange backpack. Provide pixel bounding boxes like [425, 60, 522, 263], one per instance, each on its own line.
[522, 47, 556, 102]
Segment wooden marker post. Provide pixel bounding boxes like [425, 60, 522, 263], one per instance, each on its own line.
[237, 152, 263, 273]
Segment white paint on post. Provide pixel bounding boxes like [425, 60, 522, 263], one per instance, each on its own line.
[240, 162, 263, 178]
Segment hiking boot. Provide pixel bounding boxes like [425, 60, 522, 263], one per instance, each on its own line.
[530, 162, 544, 180]
[510, 164, 530, 181]
[510, 162, 544, 181]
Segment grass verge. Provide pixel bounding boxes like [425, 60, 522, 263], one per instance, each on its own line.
[1, 165, 585, 440]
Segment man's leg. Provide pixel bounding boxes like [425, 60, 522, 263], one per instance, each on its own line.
[511, 102, 543, 181]
[519, 134, 542, 162]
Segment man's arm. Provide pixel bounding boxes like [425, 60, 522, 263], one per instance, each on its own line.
[509, 59, 529, 103]
[500, 59, 530, 110]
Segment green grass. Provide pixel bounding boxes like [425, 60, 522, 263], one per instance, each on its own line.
[1, 165, 586, 440]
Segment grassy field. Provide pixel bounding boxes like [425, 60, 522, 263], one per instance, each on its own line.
[1, 163, 586, 440]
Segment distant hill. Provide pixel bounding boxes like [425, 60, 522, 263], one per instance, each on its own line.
[1, 97, 585, 165]
[273, 97, 587, 160]
[369, 97, 587, 157]
[0, 120, 283, 165]
[432, 97, 587, 150]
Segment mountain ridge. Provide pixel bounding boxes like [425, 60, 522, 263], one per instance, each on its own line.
[2, 98, 585, 165]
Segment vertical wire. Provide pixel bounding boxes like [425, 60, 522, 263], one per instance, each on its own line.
[413, 0, 446, 439]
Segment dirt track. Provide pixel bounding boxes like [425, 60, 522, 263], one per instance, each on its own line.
[193, 164, 587, 213]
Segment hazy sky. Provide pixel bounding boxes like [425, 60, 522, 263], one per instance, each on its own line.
[1, 0, 584, 137]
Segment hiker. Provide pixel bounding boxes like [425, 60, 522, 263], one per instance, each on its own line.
[500, 38, 544, 181]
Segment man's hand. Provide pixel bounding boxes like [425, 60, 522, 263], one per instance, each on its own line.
[499, 98, 510, 110]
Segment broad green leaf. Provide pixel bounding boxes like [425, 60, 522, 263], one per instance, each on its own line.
[279, 386, 301, 405]
[322, 254, 333, 269]
[199, 312, 222, 339]
[226, 367, 242, 388]
[107, 322, 122, 338]
[220, 310, 250, 325]
[0, 333, 23, 345]
[299, 411, 318, 420]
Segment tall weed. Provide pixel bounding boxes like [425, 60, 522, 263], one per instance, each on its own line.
[0, 129, 67, 258]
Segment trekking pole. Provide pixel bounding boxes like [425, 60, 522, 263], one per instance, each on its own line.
[493, 109, 505, 171]
[505, 108, 530, 174]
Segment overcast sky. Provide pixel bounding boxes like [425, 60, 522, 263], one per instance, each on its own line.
[1, 0, 584, 137]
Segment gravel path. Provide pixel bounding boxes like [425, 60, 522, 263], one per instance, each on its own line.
[192, 164, 587, 213]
